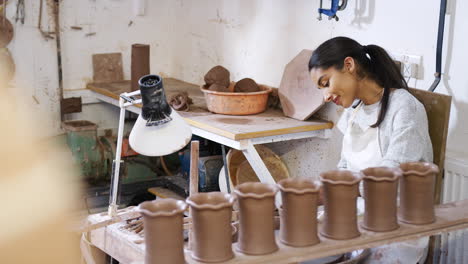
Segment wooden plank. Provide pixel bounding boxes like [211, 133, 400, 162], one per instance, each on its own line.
[147, 187, 185, 201]
[183, 110, 334, 140]
[88, 200, 468, 264]
[87, 81, 131, 100]
[80, 207, 140, 233]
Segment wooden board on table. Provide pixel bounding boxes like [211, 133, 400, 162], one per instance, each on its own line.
[92, 53, 124, 83]
[88, 80, 132, 99]
[87, 78, 334, 140]
[183, 109, 333, 140]
[88, 200, 468, 264]
[148, 187, 185, 201]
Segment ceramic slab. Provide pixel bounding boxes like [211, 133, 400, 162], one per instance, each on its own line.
[92, 53, 124, 83]
[279, 49, 325, 121]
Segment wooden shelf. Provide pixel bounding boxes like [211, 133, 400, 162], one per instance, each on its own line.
[88, 200, 468, 264]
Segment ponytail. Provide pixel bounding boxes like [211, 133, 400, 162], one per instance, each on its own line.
[309, 37, 408, 128]
[364, 45, 408, 127]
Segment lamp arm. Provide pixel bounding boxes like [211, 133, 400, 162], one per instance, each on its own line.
[108, 96, 128, 217]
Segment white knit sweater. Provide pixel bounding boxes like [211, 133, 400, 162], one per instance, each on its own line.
[336, 88, 433, 169]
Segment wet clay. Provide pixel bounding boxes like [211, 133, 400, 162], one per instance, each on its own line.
[137, 199, 187, 264]
[204, 65, 230, 88]
[234, 78, 260, 93]
[186, 192, 235, 263]
[208, 83, 230, 92]
[399, 162, 439, 225]
[320, 170, 362, 240]
[168, 92, 193, 111]
[277, 178, 321, 247]
[234, 182, 279, 255]
[361, 167, 401, 232]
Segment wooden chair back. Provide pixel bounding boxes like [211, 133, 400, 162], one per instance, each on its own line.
[408, 88, 452, 204]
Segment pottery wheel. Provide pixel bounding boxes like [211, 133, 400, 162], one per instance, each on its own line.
[0, 16, 13, 48]
[0, 48, 15, 85]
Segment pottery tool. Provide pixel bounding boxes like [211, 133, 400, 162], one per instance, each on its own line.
[131, 44, 150, 92]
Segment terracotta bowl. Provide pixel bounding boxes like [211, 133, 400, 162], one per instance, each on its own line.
[200, 83, 272, 115]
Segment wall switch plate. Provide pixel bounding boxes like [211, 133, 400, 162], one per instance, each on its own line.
[390, 52, 422, 79]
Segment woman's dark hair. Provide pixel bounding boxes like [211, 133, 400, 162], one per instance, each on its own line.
[308, 36, 408, 128]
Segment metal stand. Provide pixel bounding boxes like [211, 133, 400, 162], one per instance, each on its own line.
[108, 90, 142, 217]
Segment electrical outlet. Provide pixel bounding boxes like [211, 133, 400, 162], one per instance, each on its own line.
[401, 62, 418, 78]
[390, 52, 422, 79]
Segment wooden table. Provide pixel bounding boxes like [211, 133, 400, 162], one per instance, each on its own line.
[87, 78, 333, 204]
[87, 200, 468, 264]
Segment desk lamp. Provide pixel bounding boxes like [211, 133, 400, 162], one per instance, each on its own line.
[108, 74, 192, 216]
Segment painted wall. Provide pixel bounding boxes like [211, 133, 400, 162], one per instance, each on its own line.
[5, 0, 468, 175]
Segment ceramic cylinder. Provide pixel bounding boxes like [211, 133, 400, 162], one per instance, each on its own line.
[131, 44, 150, 91]
[399, 162, 439, 224]
[186, 192, 235, 263]
[137, 199, 187, 264]
[234, 182, 278, 255]
[320, 170, 362, 240]
[361, 167, 401, 232]
[277, 178, 321, 247]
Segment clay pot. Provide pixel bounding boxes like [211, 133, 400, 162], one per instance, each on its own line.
[186, 192, 236, 262]
[277, 178, 321, 247]
[361, 167, 401, 232]
[399, 162, 439, 225]
[137, 199, 187, 264]
[320, 170, 362, 240]
[234, 182, 279, 255]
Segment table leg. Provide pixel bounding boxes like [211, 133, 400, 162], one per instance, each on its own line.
[241, 142, 281, 207]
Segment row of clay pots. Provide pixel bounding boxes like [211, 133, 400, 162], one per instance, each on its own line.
[137, 161, 438, 264]
[321, 162, 439, 241]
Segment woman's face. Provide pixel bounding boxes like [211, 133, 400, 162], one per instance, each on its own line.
[309, 57, 359, 108]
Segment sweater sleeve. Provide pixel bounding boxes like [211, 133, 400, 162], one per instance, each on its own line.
[380, 100, 432, 168]
[336, 109, 350, 169]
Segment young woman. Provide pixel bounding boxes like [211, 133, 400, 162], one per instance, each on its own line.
[309, 37, 432, 263]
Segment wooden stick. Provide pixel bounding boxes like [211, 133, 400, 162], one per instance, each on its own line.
[188, 140, 199, 250]
[79, 209, 140, 233]
[189, 141, 200, 196]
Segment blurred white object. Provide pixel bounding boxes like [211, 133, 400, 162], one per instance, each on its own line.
[133, 0, 146, 16]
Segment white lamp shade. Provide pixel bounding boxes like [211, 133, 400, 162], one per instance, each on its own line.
[129, 110, 192, 156]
